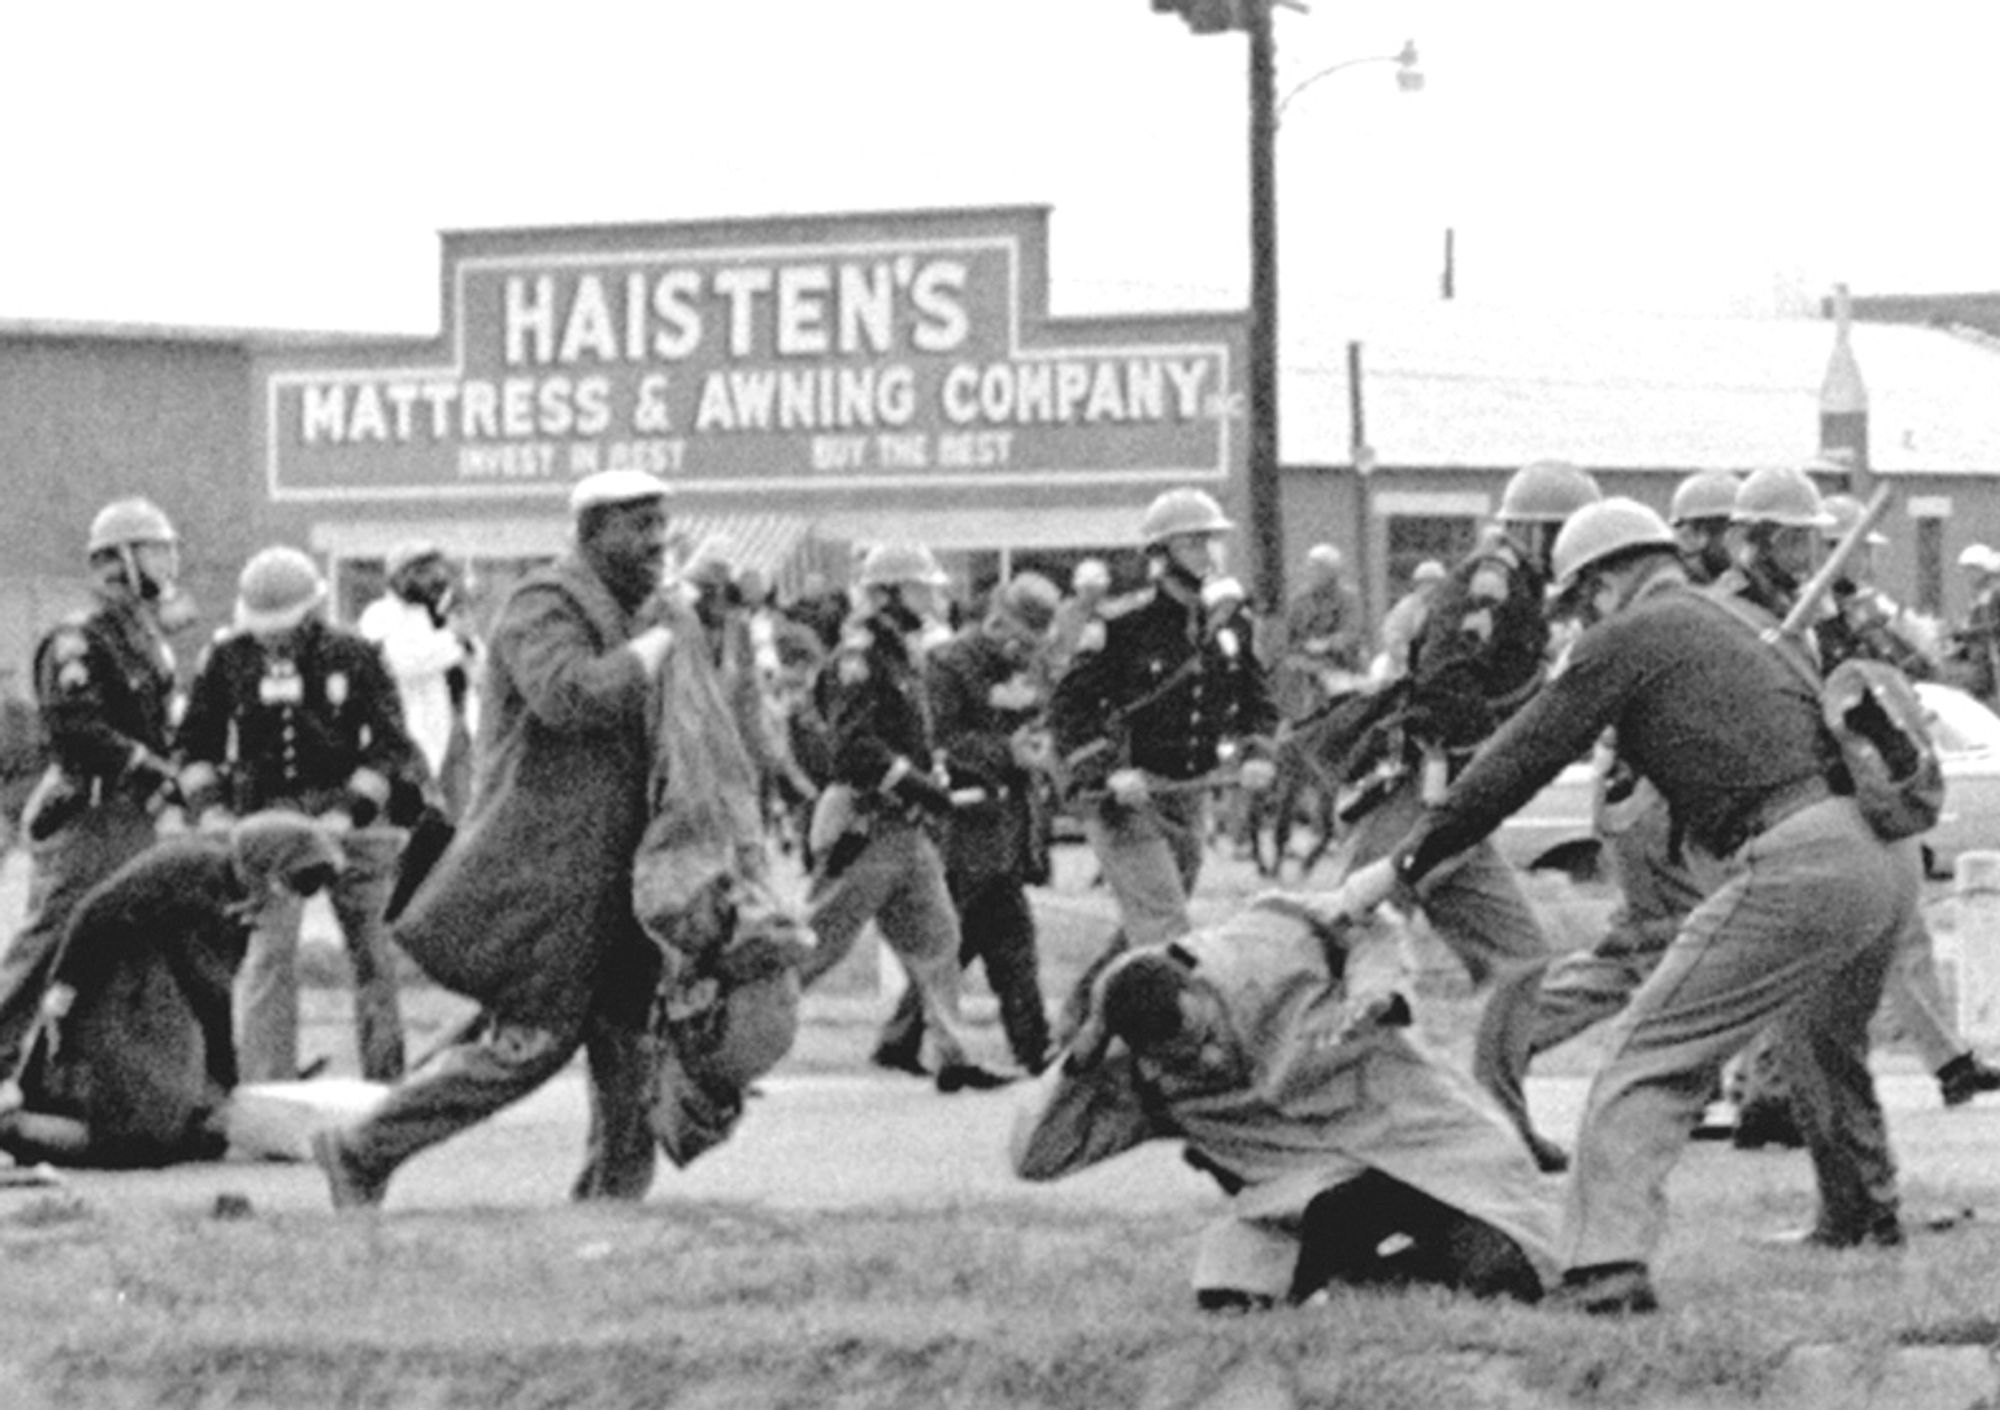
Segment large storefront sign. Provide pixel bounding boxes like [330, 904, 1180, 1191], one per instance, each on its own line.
[263, 208, 1245, 504]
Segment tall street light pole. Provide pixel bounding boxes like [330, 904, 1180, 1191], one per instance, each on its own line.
[1246, 2, 1284, 616]
[1151, 2, 1419, 617]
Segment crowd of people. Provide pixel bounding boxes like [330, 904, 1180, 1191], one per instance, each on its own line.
[0, 460, 1995, 1321]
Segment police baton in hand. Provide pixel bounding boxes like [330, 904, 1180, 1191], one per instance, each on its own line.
[1774, 484, 1893, 641]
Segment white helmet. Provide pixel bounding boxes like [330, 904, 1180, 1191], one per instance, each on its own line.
[1140, 488, 1233, 545]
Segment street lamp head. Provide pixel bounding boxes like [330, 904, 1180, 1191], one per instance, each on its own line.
[1395, 39, 1424, 92]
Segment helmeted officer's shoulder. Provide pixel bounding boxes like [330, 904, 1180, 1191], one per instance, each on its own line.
[39, 618, 95, 692]
[1466, 541, 1524, 604]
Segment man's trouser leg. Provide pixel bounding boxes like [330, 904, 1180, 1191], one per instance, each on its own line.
[0, 796, 155, 1071]
[961, 875, 1050, 1071]
[1562, 799, 1914, 1271]
[237, 886, 308, 1084]
[869, 823, 983, 1071]
[799, 826, 901, 989]
[1292, 1171, 1543, 1304]
[1059, 789, 1206, 1041]
[328, 825, 408, 1081]
[338, 1013, 579, 1189]
[1883, 904, 1966, 1074]
[1770, 889, 1902, 1239]
[570, 1007, 659, 1202]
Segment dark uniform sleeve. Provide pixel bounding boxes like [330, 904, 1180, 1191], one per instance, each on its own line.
[1402, 550, 1543, 752]
[1046, 620, 1120, 794]
[1221, 606, 1281, 746]
[817, 623, 911, 792]
[36, 623, 154, 781]
[1397, 625, 1635, 886]
[928, 644, 1013, 791]
[340, 635, 424, 781]
[175, 637, 236, 770]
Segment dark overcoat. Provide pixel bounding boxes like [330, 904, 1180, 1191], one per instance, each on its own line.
[394, 553, 655, 1027]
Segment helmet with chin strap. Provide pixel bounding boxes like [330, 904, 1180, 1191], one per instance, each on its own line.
[1669, 470, 1743, 526]
[1551, 498, 1678, 595]
[1732, 466, 1833, 528]
[1497, 461, 1601, 524]
[1140, 488, 1233, 545]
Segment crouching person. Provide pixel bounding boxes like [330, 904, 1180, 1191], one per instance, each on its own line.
[1011, 896, 1559, 1311]
[0, 810, 342, 1168]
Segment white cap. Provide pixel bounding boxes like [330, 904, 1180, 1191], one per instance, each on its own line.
[568, 469, 670, 516]
[1959, 543, 1999, 573]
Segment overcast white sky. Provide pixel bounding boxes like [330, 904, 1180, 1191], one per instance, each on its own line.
[3, 1, 1996, 334]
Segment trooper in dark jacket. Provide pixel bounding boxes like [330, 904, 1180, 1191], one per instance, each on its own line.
[1047, 489, 1278, 1031]
[0, 811, 344, 1169]
[873, 572, 1064, 1076]
[1487, 469, 1743, 1169]
[1325, 460, 1601, 1171]
[0, 497, 193, 1079]
[178, 547, 424, 1084]
[794, 542, 1011, 1093]
[1330, 497, 1919, 1315]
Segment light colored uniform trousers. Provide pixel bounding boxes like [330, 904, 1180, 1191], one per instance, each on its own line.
[1564, 796, 1914, 1267]
[338, 1008, 658, 1200]
[1342, 775, 1552, 1107]
[797, 817, 984, 1069]
[237, 823, 406, 1083]
[1488, 781, 1720, 1144]
[1084, 786, 1208, 952]
[1734, 845, 1961, 1109]
[1051, 788, 1208, 1041]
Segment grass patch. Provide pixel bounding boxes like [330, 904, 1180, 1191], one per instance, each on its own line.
[4, 1194, 1997, 1408]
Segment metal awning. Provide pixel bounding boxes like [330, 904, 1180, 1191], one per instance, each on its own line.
[667, 512, 818, 592]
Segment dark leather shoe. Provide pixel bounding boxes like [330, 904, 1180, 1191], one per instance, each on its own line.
[869, 1047, 928, 1078]
[1546, 1262, 1660, 1316]
[1938, 1053, 2000, 1107]
[935, 1063, 1015, 1094]
[311, 1128, 387, 1211]
[1731, 1099, 1805, 1150]
[1523, 1130, 1570, 1174]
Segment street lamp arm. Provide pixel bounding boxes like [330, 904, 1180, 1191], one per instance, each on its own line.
[1274, 40, 1420, 123]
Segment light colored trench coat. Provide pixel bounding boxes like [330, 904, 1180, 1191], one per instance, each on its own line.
[1012, 900, 1562, 1298]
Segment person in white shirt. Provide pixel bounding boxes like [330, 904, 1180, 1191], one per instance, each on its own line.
[356, 542, 475, 818]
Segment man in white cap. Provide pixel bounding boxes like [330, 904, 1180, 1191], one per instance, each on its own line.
[313, 469, 681, 1208]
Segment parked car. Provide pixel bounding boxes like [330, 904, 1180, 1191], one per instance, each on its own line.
[1495, 681, 2000, 882]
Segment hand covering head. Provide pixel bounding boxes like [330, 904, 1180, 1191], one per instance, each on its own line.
[230, 809, 346, 898]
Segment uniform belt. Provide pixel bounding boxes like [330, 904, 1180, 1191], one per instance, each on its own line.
[1734, 775, 1832, 850]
